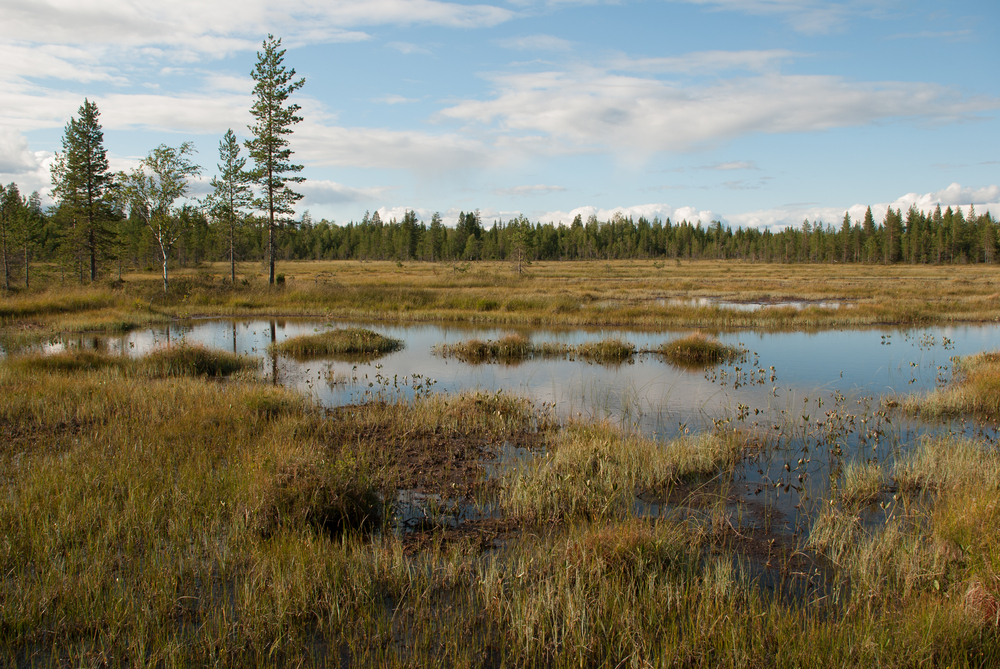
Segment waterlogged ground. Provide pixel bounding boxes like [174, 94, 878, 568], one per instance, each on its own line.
[26, 317, 1000, 536]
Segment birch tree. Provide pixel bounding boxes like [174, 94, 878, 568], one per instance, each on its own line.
[121, 143, 201, 292]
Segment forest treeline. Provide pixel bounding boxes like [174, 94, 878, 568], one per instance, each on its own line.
[2, 192, 997, 289]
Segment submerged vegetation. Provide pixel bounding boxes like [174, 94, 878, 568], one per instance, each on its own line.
[271, 326, 403, 359]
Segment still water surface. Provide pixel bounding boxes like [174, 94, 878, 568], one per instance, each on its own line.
[42, 318, 1000, 533]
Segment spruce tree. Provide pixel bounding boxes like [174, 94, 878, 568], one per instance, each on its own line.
[207, 129, 253, 284]
[245, 35, 305, 285]
[51, 99, 113, 282]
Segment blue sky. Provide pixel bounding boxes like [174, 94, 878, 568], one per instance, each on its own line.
[1, 0, 997, 230]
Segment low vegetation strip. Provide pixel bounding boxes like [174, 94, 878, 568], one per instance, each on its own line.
[436, 335, 637, 364]
[903, 350, 1000, 420]
[271, 327, 403, 358]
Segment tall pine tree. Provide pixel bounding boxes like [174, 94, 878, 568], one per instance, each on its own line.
[245, 35, 305, 285]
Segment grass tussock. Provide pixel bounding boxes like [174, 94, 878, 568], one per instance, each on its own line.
[435, 333, 533, 363]
[839, 459, 886, 506]
[658, 332, 741, 366]
[7, 344, 257, 378]
[904, 351, 1000, 420]
[501, 421, 747, 521]
[573, 337, 636, 363]
[271, 327, 403, 359]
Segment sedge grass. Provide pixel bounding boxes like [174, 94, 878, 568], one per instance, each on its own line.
[501, 420, 747, 521]
[904, 351, 1000, 420]
[271, 327, 403, 359]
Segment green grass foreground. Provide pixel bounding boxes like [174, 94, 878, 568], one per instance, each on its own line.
[2, 355, 1000, 666]
[271, 327, 403, 359]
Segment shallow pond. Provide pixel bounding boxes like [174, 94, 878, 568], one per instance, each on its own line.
[29, 318, 1000, 533]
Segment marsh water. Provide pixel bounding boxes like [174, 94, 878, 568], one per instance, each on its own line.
[26, 318, 1000, 534]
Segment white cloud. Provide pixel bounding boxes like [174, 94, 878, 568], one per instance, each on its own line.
[299, 179, 393, 205]
[611, 49, 795, 74]
[374, 94, 420, 104]
[706, 161, 757, 170]
[294, 122, 491, 171]
[387, 41, 432, 55]
[1, 1, 512, 56]
[496, 34, 574, 51]
[666, 0, 857, 35]
[494, 184, 566, 196]
[438, 66, 998, 157]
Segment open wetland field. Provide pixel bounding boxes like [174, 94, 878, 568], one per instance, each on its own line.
[3, 261, 1000, 666]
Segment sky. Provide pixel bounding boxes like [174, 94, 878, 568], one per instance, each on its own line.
[1, 0, 998, 231]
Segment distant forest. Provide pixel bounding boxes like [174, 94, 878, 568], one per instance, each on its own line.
[1, 188, 998, 288]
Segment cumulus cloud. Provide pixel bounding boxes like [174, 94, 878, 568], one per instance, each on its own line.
[719, 183, 1000, 232]
[496, 34, 574, 51]
[536, 203, 720, 226]
[493, 184, 566, 196]
[439, 66, 998, 157]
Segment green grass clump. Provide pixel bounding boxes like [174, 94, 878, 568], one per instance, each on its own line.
[904, 351, 1000, 420]
[839, 459, 885, 507]
[658, 332, 741, 366]
[271, 327, 403, 359]
[435, 333, 533, 363]
[501, 421, 746, 521]
[574, 337, 635, 363]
